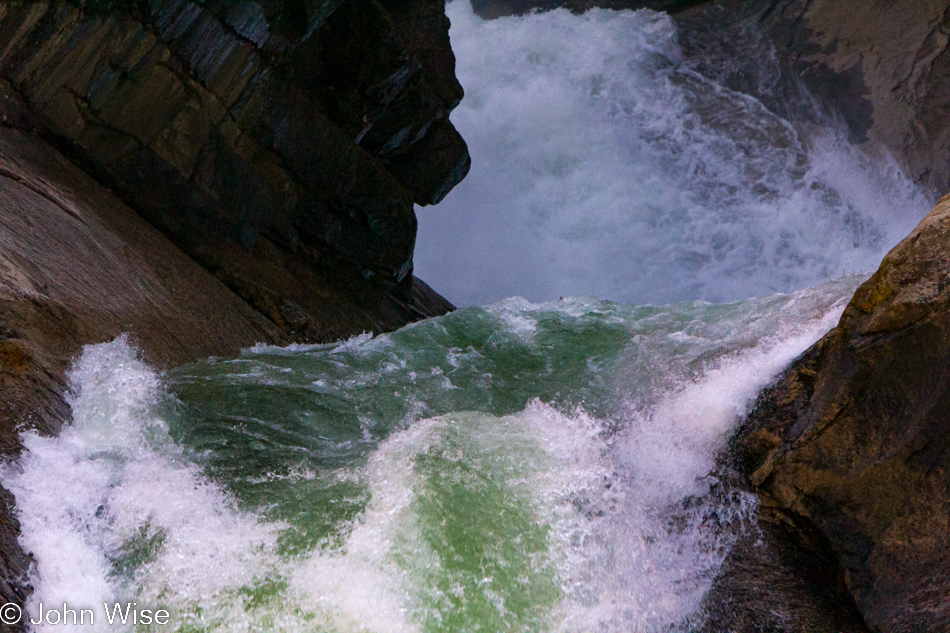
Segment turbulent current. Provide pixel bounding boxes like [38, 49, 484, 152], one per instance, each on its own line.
[7, 278, 861, 632]
[415, 1, 929, 306]
[0, 2, 936, 633]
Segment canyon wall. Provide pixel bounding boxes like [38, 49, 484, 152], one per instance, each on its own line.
[679, 0, 950, 197]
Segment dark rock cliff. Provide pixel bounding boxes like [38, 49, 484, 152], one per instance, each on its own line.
[0, 0, 468, 626]
[0, 0, 466, 340]
[731, 195, 950, 633]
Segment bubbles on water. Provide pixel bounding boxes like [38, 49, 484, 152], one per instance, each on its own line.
[415, 1, 930, 306]
[1, 337, 281, 632]
[3, 277, 862, 632]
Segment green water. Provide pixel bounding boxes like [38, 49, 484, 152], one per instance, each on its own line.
[5, 281, 862, 633]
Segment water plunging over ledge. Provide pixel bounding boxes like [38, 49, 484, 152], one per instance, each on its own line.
[1, 2, 935, 632]
[415, 1, 930, 306]
[5, 276, 861, 632]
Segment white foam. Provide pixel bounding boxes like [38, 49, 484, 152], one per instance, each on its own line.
[3, 284, 853, 632]
[415, 1, 930, 306]
[2, 337, 280, 632]
[548, 297, 845, 631]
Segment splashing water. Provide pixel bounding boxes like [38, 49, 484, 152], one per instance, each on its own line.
[1, 3, 923, 631]
[414, 2, 930, 306]
[3, 276, 863, 632]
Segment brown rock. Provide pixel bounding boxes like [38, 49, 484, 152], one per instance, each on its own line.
[753, 0, 950, 195]
[702, 494, 870, 633]
[0, 126, 282, 628]
[674, 0, 950, 197]
[733, 194, 950, 632]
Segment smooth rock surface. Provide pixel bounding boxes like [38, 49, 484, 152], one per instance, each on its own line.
[0, 126, 280, 624]
[733, 194, 950, 633]
[0, 0, 466, 335]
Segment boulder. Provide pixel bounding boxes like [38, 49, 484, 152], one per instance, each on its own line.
[732, 194, 950, 632]
[701, 493, 870, 633]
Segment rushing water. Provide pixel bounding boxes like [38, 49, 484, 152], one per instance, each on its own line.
[415, 1, 929, 306]
[5, 277, 862, 632]
[1, 2, 936, 632]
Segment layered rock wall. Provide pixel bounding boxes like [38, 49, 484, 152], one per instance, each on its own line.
[0, 0, 465, 340]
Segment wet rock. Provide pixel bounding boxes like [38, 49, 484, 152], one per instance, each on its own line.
[675, 0, 950, 197]
[0, 127, 281, 626]
[732, 194, 950, 632]
[702, 495, 870, 633]
[475, 0, 950, 198]
[751, 0, 950, 195]
[0, 0, 466, 324]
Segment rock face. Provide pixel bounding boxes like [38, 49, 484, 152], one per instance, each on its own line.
[675, 0, 950, 197]
[0, 0, 465, 340]
[752, 0, 950, 196]
[700, 495, 870, 633]
[732, 195, 950, 632]
[0, 126, 282, 626]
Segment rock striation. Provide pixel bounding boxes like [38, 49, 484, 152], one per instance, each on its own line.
[0, 0, 465, 340]
[732, 194, 950, 633]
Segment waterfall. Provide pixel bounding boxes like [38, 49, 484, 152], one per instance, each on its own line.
[414, 1, 929, 306]
[1, 2, 931, 632]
